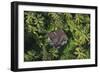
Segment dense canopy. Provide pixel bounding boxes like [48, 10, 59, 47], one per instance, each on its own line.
[24, 11, 90, 61]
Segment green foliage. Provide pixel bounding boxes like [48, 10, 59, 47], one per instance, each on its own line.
[24, 11, 90, 61]
[24, 49, 42, 61]
[48, 48, 59, 60]
[74, 47, 87, 59]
